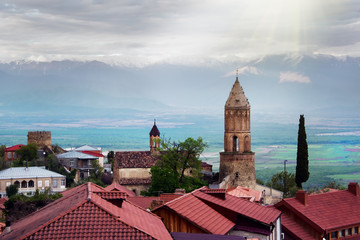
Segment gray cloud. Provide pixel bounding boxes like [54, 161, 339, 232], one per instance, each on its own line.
[1, 0, 359, 66]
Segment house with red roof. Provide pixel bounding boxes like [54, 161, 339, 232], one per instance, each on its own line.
[152, 187, 282, 240]
[275, 182, 360, 240]
[1, 182, 172, 240]
[4, 144, 25, 161]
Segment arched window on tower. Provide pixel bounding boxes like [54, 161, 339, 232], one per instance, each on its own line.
[244, 135, 251, 152]
[233, 136, 239, 152]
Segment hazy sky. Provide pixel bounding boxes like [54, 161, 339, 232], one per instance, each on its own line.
[1, 0, 359, 67]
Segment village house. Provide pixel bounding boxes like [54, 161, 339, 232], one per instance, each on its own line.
[0, 182, 173, 240]
[3, 144, 25, 161]
[0, 166, 66, 198]
[152, 186, 282, 240]
[275, 182, 360, 240]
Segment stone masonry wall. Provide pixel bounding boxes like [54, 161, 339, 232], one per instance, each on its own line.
[27, 131, 52, 148]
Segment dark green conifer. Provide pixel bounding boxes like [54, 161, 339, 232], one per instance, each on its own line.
[295, 114, 309, 188]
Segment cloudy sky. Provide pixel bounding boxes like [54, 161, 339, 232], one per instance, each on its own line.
[1, 0, 359, 66]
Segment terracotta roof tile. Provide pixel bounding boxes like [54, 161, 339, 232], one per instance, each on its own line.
[172, 232, 246, 240]
[5, 144, 25, 152]
[116, 151, 159, 168]
[1, 182, 172, 240]
[104, 182, 136, 197]
[276, 185, 360, 232]
[81, 150, 105, 158]
[193, 189, 280, 225]
[227, 186, 262, 202]
[154, 189, 235, 235]
[280, 213, 316, 240]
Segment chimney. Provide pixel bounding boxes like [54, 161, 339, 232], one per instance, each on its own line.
[296, 190, 308, 206]
[348, 182, 359, 196]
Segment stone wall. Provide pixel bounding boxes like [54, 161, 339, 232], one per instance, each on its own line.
[219, 152, 256, 189]
[27, 131, 52, 148]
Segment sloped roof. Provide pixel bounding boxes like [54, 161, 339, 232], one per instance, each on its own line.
[225, 77, 250, 109]
[81, 150, 105, 158]
[149, 122, 160, 137]
[56, 150, 98, 159]
[105, 182, 136, 197]
[227, 186, 262, 202]
[116, 151, 159, 168]
[280, 213, 316, 240]
[171, 232, 246, 240]
[159, 190, 235, 234]
[193, 190, 280, 225]
[275, 184, 360, 233]
[0, 167, 65, 180]
[74, 145, 100, 151]
[5, 144, 25, 152]
[1, 182, 172, 240]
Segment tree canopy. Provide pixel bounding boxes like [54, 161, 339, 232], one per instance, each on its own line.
[15, 143, 38, 166]
[266, 171, 298, 197]
[295, 114, 309, 188]
[147, 137, 208, 195]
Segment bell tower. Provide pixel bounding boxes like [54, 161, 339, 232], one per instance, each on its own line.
[149, 120, 160, 154]
[219, 75, 256, 188]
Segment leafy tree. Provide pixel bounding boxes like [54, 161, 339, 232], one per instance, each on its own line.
[295, 114, 309, 189]
[0, 145, 5, 158]
[90, 160, 104, 180]
[266, 171, 298, 197]
[107, 151, 115, 165]
[4, 189, 62, 225]
[6, 185, 18, 198]
[15, 143, 38, 166]
[147, 137, 208, 195]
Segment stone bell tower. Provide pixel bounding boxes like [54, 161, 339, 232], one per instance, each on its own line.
[219, 75, 256, 189]
[149, 120, 160, 154]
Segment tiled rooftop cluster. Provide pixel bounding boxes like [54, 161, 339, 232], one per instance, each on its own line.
[116, 151, 160, 168]
[1, 182, 172, 240]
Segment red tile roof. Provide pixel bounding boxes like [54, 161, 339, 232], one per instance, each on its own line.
[1, 182, 172, 240]
[227, 186, 263, 202]
[116, 151, 159, 168]
[0, 197, 8, 210]
[153, 187, 281, 235]
[193, 189, 280, 225]
[280, 213, 316, 240]
[5, 144, 25, 152]
[104, 182, 136, 197]
[81, 150, 105, 158]
[127, 196, 159, 210]
[275, 183, 360, 235]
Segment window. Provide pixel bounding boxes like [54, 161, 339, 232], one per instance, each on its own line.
[330, 231, 337, 239]
[45, 180, 50, 187]
[52, 180, 58, 188]
[70, 161, 74, 167]
[38, 180, 43, 188]
[353, 227, 359, 234]
[28, 180, 34, 188]
[6, 182, 11, 187]
[88, 160, 92, 167]
[21, 180, 27, 188]
[7, 152, 11, 159]
[235, 172, 239, 178]
[14, 181, 20, 188]
[339, 230, 345, 237]
[61, 179, 65, 186]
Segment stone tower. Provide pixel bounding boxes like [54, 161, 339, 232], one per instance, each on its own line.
[149, 120, 160, 154]
[219, 76, 256, 189]
[27, 131, 52, 148]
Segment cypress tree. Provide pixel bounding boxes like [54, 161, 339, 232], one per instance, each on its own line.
[295, 114, 309, 188]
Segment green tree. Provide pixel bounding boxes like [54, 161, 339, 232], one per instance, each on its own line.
[266, 171, 298, 197]
[6, 184, 18, 198]
[147, 137, 208, 195]
[15, 143, 38, 166]
[0, 145, 5, 158]
[107, 151, 115, 165]
[295, 114, 309, 189]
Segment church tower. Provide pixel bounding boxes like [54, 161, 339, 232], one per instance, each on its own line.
[219, 75, 256, 189]
[149, 120, 160, 154]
